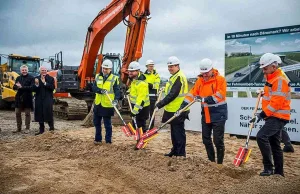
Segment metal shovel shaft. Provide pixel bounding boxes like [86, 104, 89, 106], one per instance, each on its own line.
[147, 88, 164, 130]
[245, 92, 262, 148]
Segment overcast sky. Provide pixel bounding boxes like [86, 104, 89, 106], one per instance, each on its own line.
[1, 0, 300, 78]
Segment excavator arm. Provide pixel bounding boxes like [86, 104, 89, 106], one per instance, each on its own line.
[78, 0, 150, 89]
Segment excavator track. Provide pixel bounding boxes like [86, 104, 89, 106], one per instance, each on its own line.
[53, 98, 88, 120]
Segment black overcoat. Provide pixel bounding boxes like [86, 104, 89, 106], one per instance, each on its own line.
[32, 74, 55, 122]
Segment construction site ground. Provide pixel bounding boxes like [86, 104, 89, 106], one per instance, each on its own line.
[0, 110, 300, 194]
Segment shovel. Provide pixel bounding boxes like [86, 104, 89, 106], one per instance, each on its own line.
[147, 87, 164, 131]
[136, 99, 199, 149]
[233, 91, 262, 167]
[126, 95, 143, 140]
[105, 91, 135, 137]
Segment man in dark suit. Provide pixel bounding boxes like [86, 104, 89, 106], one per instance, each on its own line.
[13, 64, 34, 133]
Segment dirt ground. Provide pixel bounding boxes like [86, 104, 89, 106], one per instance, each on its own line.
[0, 110, 300, 194]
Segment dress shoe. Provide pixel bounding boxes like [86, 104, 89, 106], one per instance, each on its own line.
[259, 169, 274, 176]
[13, 128, 21, 133]
[283, 144, 294, 153]
[164, 152, 175, 157]
[35, 131, 44, 136]
[94, 141, 102, 145]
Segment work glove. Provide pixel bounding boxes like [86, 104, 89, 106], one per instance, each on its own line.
[194, 96, 203, 102]
[256, 89, 264, 96]
[249, 111, 267, 123]
[112, 100, 118, 106]
[100, 89, 107, 94]
[175, 101, 188, 117]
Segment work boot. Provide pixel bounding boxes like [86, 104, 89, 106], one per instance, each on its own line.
[283, 144, 294, 153]
[217, 148, 225, 164]
[205, 145, 215, 162]
[259, 169, 274, 176]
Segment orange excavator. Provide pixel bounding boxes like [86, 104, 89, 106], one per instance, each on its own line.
[48, 0, 151, 121]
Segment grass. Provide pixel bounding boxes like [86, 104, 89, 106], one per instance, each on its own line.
[225, 56, 257, 75]
[284, 52, 300, 62]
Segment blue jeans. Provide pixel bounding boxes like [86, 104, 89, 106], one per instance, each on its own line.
[93, 115, 112, 143]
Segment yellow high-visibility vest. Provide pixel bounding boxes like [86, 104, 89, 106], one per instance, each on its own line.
[129, 73, 150, 114]
[164, 70, 188, 112]
[94, 73, 119, 108]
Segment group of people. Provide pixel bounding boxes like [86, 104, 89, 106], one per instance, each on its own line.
[15, 52, 294, 177]
[13, 64, 55, 135]
[93, 53, 294, 177]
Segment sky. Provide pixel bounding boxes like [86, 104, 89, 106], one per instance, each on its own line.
[1, 0, 300, 78]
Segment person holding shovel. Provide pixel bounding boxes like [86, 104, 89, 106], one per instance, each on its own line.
[92, 59, 120, 144]
[250, 53, 291, 177]
[127, 61, 150, 133]
[143, 59, 161, 129]
[181, 58, 228, 164]
[155, 56, 189, 157]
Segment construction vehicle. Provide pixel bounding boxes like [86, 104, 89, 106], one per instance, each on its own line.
[47, 51, 123, 120]
[0, 54, 41, 109]
[48, 0, 151, 125]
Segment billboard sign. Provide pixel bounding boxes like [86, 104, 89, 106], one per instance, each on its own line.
[225, 25, 300, 88]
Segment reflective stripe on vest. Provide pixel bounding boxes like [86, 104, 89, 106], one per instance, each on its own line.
[164, 70, 188, 112]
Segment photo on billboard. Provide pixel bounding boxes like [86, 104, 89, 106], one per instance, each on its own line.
[225, 25, 300, 88]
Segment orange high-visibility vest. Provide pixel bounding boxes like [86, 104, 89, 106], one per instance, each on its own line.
[262, 69, 291, 121]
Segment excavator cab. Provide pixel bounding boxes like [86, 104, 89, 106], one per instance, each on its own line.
[94, 53, 122, 76]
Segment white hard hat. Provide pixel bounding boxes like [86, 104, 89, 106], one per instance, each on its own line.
[128, 61, 140, 71]
[273, 55, 282, 64]
[199, 58, 213, 73]
[259, 53, 278, 68]
[167, 56, 180, 66]
[102, 59, 113, 69]
[146, 59, 154, 66]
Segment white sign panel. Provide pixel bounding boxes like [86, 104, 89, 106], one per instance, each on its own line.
[185, 98, 300, 142]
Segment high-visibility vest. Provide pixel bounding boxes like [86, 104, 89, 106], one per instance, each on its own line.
[184, 69, 227, 123]
[144, 69, 160, 96]
[129, 73, 150, 114]
[164, 70, 188, 112]
[94, 73, 119, 108]
[262, 69, 291, 121]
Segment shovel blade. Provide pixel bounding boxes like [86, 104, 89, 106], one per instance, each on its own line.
[233, 147, 249, 167]
[136, 138, 145, 149]
[142, 127, 159, 139]
[127, 122, 136, 136]
[144, 132, 159, 143]
[121, 126, 131, 137]
[243, 148, 252, 163]
[134, 127, 143, 140]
